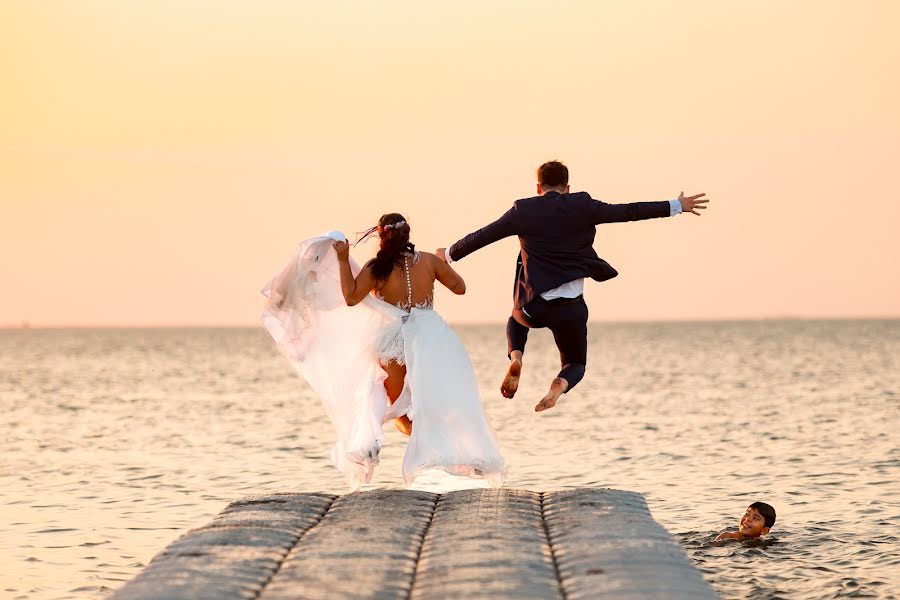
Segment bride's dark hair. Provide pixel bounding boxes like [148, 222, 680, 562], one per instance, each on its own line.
[366, 213, 415, 282]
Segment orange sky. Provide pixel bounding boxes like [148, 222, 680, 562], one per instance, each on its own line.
[1, 1, 898, 326]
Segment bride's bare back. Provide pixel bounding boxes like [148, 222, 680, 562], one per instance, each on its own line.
[333, 243, 465, 309]
[374, 251, 464, 310]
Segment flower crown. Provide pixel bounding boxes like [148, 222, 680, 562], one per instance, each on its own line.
[382, 220, 407, 231]
[353, 220, 408, 246]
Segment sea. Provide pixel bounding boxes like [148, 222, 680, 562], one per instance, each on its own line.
[1, 320, 898, 599]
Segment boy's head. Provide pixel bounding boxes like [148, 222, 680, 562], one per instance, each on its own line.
[740, 502, 776, 537]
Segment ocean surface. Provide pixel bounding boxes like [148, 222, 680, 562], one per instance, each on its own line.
[1, 320, 898, 599]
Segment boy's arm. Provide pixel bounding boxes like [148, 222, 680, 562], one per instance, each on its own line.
[437, 206, 517, 264]
[714, 531, 741, 542]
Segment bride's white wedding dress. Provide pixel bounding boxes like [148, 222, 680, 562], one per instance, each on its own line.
[261, 232, 506, 490]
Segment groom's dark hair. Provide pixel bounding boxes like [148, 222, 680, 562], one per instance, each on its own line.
[537, 161, 568, 188]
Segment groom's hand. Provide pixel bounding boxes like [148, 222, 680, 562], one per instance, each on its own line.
[678, 191, 709, 215]
[435, 248, 448, 263]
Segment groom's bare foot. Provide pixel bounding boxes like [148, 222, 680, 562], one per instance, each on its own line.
[501, 358, 522, 398]
[535, 377, 568, 412]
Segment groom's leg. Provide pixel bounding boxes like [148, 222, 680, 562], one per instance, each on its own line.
[551, 299, 589, 391]
[535, 298, 588, 412]
[502, 311, 532, 398]
[506, 313, 531, 357]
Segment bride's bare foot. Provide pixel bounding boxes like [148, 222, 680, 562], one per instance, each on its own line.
[393, 415, 412, 436]
[535, 377, 568, 412]
[500, 358, 522, 398]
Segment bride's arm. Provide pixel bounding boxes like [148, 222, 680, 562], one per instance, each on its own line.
[432, 253, 466, 295]
[334, 240, 377, 306]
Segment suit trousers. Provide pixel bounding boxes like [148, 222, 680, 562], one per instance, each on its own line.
[506, 295, 588, 391]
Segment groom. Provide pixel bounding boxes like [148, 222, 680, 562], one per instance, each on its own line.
[437, 160, 708, 412]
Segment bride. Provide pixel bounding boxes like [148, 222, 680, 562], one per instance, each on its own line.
[261, 213, 505, 490]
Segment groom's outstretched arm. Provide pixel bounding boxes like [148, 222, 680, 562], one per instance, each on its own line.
[587, 195, 675, 224]
[442, 206, 517, 263]
[587, 192, 708, 224]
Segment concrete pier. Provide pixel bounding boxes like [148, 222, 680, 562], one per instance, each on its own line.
[112, 488, 718, 599]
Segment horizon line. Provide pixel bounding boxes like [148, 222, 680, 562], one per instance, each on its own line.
[3, 315, 899, 330]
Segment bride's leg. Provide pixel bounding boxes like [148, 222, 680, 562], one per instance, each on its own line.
[382, 360, 412, 436]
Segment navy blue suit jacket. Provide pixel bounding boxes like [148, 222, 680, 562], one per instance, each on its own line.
[448, 191, 671, 309]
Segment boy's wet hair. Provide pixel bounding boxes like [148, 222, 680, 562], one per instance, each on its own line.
[750, 502, 777, 528]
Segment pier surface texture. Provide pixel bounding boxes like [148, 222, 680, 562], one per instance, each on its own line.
[112, 488, 718, 599]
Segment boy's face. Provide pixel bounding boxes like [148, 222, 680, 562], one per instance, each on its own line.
[739, 506, 770, 538]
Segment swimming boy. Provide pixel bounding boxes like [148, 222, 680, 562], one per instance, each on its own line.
[715, 502, 777, 541]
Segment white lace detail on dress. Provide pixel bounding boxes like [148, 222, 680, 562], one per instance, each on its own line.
[374, 252, 433, 366]
[377, 327, 406, 366]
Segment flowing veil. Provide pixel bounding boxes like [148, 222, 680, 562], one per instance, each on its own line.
[262, 232, 505, 490]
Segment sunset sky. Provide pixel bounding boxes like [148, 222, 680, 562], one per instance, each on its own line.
[2, 1, 898, 326]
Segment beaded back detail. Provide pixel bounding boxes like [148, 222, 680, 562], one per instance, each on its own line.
[373, 252, 434, 312]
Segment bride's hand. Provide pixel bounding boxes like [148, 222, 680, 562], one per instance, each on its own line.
[333, 240, 350, 261]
